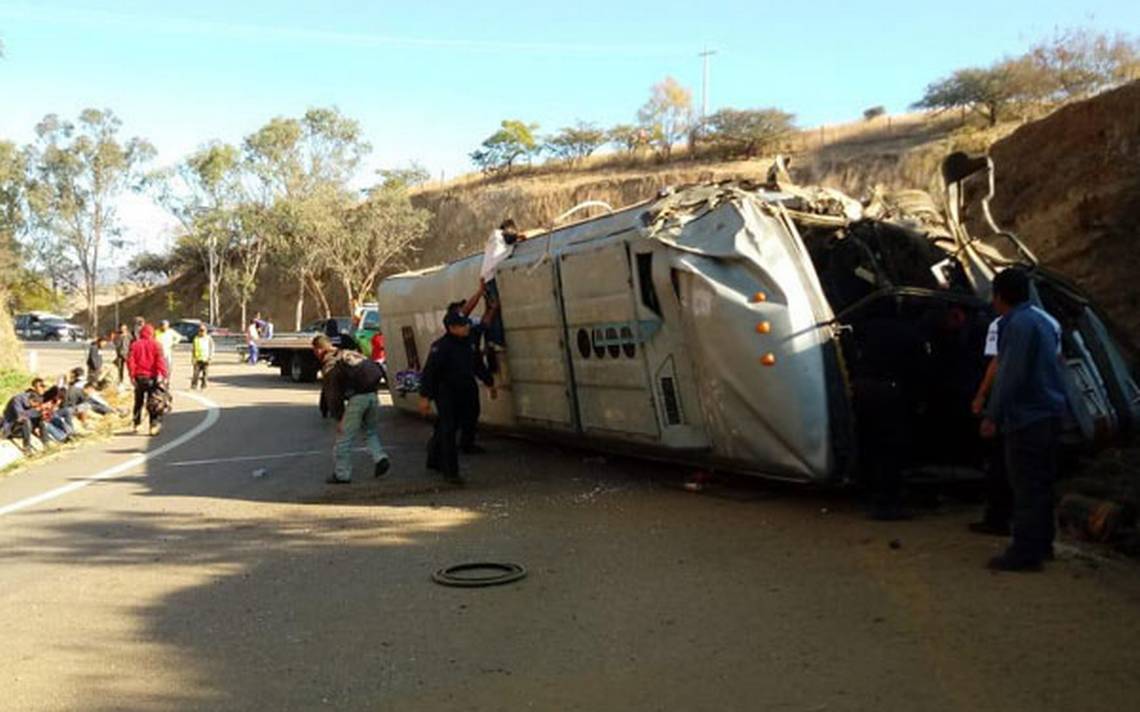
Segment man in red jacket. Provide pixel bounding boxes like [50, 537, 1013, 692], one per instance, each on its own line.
[127, 324, 169, 435]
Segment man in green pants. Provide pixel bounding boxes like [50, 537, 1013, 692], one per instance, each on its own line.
[311, 335, 390, 484]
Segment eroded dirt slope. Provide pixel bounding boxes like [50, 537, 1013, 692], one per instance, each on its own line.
[980, 80, 1140, 352]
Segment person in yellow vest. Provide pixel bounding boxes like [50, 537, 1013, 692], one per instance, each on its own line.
[190, 324, 215, 390]
[155, 320, 179, 378]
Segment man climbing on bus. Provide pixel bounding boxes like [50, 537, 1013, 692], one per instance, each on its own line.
[479, 218, 526, 347]
[419, 309, 496, 484]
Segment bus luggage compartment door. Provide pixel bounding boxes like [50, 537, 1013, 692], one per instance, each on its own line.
[558, 243, 662, 441]
[495, 258, 578, 431]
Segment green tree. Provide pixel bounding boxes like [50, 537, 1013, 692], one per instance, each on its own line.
[637, 76, 693, 159]
[377, 162, 431, 191]
[704, 108, 796, 158]
[1029, 27, 1140, 100]
[544, 122, 606, 166]
[243, 108, 370, 328]
[0, 141, 26, 288]
[912, 58, 1048, 126]
[470, 119, 539, 174]
[863, 106, 886, 121]
[25, 109, 154, 332]
[318, 180, 430, 309]
[126, 250, 175, 288]
[150, 142, 242, 324]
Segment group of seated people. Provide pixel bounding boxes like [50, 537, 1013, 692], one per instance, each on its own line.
[2, 368, 119, 452]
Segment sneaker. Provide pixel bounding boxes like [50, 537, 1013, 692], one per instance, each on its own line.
[969, 520, 1011, 537]
[149, 423, 162, 436]
[986, 551, 1043, 572]
[132, 423, 140, 434]
[325, 474, 351, 485]
[374, 455, 391, 479]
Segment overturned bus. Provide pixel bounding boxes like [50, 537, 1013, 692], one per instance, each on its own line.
[377, 155, 1140, 484]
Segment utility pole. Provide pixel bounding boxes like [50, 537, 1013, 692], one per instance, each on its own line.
[698, 48, 718, 120]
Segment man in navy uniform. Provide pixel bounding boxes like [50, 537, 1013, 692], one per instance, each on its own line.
[980, 268, 1068, 571]
[419, 310, 496, 484]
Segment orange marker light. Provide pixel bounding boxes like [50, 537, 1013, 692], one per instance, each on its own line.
[752, 291, 768, 303]
[760, 353, 777, 367]
[755, 321, 771, 334]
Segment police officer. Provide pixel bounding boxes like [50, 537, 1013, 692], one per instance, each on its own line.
[419, 310, 496, 484]
[444, 298, 494, 454]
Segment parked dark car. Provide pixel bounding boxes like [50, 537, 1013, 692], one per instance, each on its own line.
[14, 313, 87, 341]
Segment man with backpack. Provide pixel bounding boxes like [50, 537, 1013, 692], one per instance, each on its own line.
[311, 334, 390, 484]
[127, 324, 169, 435]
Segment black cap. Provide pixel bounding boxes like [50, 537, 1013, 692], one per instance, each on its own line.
[443, 311, 470, 328]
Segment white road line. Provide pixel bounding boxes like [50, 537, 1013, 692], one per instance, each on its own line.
[0, 391, 221, 517]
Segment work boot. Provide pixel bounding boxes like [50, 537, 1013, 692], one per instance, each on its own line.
[969, 520, 1011, 537]
[374, 455, 391, 479]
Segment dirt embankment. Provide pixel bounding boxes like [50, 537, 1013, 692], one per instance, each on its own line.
[971, 80, 1140, 354]
[86, 267, 350, 333]
[0, 295, 23, 371]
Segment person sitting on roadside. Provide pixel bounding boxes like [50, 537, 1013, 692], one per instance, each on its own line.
[479, 218, 526, 347]
[38, 385, 77, 443]
[2, 379, 47, 451]
[65, 367, 118, 421]
[127, 324, 169, 435]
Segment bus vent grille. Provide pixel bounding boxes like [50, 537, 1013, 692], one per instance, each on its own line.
[660, 377, 682, 425]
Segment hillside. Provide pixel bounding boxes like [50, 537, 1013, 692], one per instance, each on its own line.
[101, 88, 1140, 355]
[967, 80, 1140, 355]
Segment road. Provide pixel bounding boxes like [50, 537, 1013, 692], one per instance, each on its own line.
[1, 346, 1138, 711]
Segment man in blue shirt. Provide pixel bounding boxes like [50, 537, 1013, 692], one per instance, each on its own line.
[980, 268, 1068, 571]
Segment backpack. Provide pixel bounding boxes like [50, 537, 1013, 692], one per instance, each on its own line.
[147, 381, 173, 418]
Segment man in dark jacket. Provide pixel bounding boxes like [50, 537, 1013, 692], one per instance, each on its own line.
[127, 324, 168, 435]
[87, 335, 105, 384]
[312, 335, 389, 484]
[445, 296, 493, 454]
[3, 379, 47, 450]
[113, 324, 132, 385]
[419, 310, 495, 484]
[981, 268, 1068, 571]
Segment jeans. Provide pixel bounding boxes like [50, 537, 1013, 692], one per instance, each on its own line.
[333, 392, 387, 481]
[133, 377, 160, 427]
[484, 279, 505, 346]
[248, 342, 259, 365]
[1005, 417, 1061, 560]
[192, 361, 210, 389]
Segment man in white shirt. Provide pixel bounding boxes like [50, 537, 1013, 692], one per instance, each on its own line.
[247, 319, 261, 365]
[479, 218, 525, 346]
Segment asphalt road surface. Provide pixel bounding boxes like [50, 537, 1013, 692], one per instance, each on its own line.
[2, 347, 1138, 711]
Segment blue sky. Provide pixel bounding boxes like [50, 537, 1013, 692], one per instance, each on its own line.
[1, 0, 1137, 260]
